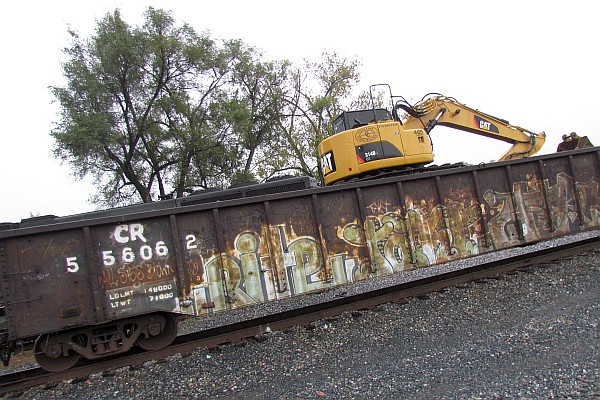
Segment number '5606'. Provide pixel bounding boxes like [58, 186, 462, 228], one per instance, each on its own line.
[63, 241, 169, 273]
[102, 241, 169, 266]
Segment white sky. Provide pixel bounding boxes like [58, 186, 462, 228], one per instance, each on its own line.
[1, 1, 598, 222]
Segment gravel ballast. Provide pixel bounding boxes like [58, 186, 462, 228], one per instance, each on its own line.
[9, 248, 600, 399]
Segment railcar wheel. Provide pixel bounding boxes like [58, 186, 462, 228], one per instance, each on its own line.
[34, 334, 81, 372]
[136, 313, 177, 351]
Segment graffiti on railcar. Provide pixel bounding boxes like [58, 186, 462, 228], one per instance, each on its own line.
[182, 192, 489, 317]
[338, 199, 482, 273]
[185, 226, 341, 316]
[484, 173, 600, 248]
[575, 177, 600, 228]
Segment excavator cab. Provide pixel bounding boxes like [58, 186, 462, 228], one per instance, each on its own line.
[332, 109, 392, 133]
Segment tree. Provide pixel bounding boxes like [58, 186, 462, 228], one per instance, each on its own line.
[51, 8, 244, 206]
[226, 51, 290, 183]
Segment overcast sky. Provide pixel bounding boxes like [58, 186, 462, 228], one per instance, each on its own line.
[1, 1, 598, 222]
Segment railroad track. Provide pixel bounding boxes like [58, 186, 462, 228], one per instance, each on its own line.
[2, 233, 599, 396]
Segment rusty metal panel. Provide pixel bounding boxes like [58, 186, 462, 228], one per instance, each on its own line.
[436, 172, 486, 256]
[507, 162, 554, 242]
[358, 183, 413, 274]
[173, 209, 217, 317]
[538, 156, 582, 234]
[568, 152, 600, 229]
[313, 190, 370, 285]
[175, 197, 338, 317]
[266, 196, 329, 297]
[569, 151, 600, 181]
[1, 230, 95, 338]
[211, 205, 269, 311]
[475, 165, 523, 249]
[89, 217, 180, 319]
[398, 177, 446, 267]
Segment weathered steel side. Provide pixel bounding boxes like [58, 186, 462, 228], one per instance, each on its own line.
[1, 228, 96, 339]
[1, 148, 599, 341]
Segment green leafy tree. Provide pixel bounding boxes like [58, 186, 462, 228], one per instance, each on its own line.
[226, 51, 290, 183]
[51, 8, 244, 206]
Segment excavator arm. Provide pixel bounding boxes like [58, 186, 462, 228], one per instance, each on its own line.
[399, 95, 546, 161]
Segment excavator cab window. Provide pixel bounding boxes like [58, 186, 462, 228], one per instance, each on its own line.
[332, 108, 391, 134]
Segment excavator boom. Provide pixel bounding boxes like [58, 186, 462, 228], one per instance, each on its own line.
[400, 96, 546, 161]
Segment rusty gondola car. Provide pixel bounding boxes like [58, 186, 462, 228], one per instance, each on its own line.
[1, 150, 600, 372]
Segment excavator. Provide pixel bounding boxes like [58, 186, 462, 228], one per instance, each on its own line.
[318, 84, 591, 185]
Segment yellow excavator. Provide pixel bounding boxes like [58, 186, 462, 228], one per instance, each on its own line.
[319, 84, 558, 186]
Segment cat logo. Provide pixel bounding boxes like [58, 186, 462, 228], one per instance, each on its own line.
[321, 151, 336, 176]
[474, 115, 499, 133]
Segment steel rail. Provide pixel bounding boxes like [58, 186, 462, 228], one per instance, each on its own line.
[2, 235, 599, 395]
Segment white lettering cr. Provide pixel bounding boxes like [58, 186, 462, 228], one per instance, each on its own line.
[114, 223, 148, 243]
